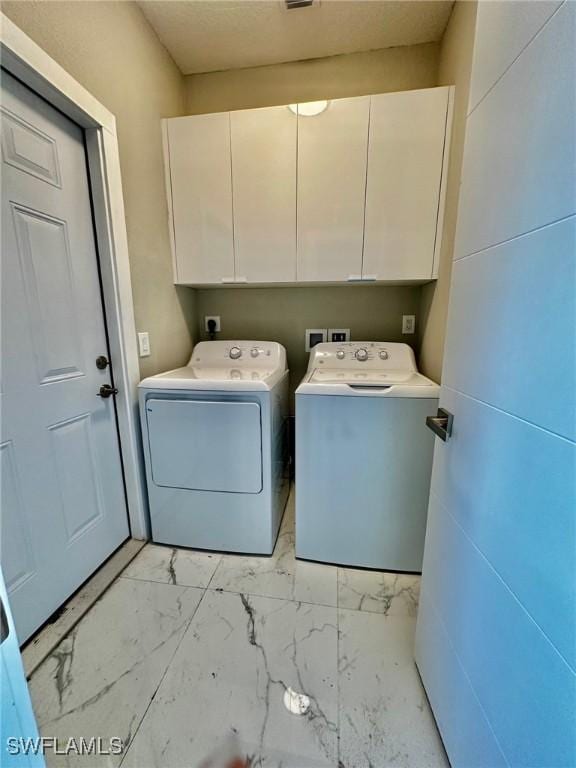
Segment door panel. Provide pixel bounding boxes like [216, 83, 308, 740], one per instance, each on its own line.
[49, 414, 106, 542]
[1, 72, 129, 643]
[468, 0, 562, 113]
[415, 4, 576, 766]
[167, 113, 234, 284]
[415, 593, 508, 768]
[297, 96, 369, 282]
[421, 492, 574, 768]
[431, 386, 575, 668]
[0, 568, 45, 768]
[231, 106, 297, 283]
[363, 88, 449, 280]
[1, 107, 61, 187]
[444, 217, 576, 440]
[0, 442, 36, 593]
[146, 399, 262, 494]
[455, 3, 574, 258]
[12, 204, 85, 383]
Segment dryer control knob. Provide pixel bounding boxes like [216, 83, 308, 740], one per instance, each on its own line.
[250, 348, 260, 358]
[379, 350, 389, 360]
[355, 348, 368, 362]
[229, 346, 242, 360]
[336, 350, 346, 360]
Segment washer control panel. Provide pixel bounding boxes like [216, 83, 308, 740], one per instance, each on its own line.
[306, 341, 417, 372]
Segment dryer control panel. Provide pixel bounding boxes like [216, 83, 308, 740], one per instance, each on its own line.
[306, 342, 417, 372]
[189, 340, 287, 371]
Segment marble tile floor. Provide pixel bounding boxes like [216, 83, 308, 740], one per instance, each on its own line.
[29, 490, 448, 768]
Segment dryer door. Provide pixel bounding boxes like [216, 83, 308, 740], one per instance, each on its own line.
[145, 399, 262, 493]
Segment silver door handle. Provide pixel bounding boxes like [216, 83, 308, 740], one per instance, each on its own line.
[426, 408, 453, 441]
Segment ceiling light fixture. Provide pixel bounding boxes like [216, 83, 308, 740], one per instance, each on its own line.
[288, 100, 329, 116]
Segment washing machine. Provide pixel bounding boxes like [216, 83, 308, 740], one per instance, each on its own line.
[296, 342, 439, 572]
[139, 341, 290, 554]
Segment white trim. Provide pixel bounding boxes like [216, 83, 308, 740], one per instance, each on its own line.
[1, 13, 149, 538]
[431, 85, 455, 280]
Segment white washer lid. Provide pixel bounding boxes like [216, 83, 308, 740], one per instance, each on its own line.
[297, 369, 440, 398]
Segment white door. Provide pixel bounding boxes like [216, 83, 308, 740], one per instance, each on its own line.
[297, 96, 369, 282]
[415, 4, 575, 768]
[363, 87, 450, 281]
[166, 113, 234, 285]
[230, 106, 297, 283]
[1, 72, 130, 643]
[0, 567, 44, 767]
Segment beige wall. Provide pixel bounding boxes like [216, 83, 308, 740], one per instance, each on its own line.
[418, 1, 478, 382]
[185, 42, 439, 114]
[196, 286, 421, 410]
[2, 0, 195, 378]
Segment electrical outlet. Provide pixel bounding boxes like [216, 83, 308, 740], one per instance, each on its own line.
[138, 331, 151, 357]
[402, 315, 416, 334]
[204, 315, 221, 332]
[328, 328, 350, 343]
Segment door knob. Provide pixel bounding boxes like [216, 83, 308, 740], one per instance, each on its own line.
[96, 355, 109, 370]
[426, 408, 453, 441]
[97, 384, 118, 399]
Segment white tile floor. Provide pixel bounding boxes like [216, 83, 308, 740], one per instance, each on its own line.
[29, 490, 448, 768]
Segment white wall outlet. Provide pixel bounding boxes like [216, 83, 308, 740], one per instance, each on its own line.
[137, 331, 151, 357]
[204, 315, 221, 332]
[305, 329, 327, 352]
[402, 315, 416, 334]
[328, 328, 350, 343]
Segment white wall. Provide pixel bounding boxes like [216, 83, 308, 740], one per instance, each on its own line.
[415, 2, 576, 766]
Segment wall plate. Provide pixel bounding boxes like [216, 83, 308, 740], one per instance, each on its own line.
[204, 315, 221, 332]
[402, 315, 416, 334]
[305, 329, 327, 352]
[328, 328, 350, 343]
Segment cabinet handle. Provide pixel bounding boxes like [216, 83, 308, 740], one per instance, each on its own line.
[347, 275, 363, 282]
[362, 275, 377, 282]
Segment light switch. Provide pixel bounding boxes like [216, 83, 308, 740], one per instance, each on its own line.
[402, 315, 416, 334]
[138, 331, 151, 357]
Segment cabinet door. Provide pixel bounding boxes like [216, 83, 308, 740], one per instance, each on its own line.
[297, 96, 370, 282]
[363, 87, 450, 280]
[166, 114, 234, 284]
[231, 106, 297, 283]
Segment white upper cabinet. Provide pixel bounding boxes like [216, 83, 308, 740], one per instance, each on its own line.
[363, 87, 451, 281]
[165, 113, 234, 284]
[164, 87, 453, 286]
[230, 106, 297, 283]
[297, 97, 370, 282]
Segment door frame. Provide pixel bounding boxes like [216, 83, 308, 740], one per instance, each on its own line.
[1, 14, 148, 539]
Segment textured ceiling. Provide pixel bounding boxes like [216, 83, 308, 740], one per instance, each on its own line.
[138, 0, 454, 74]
